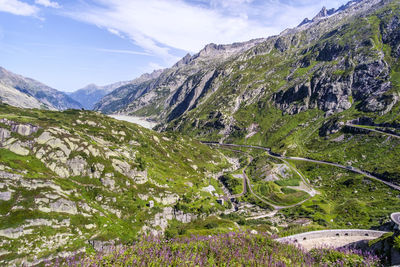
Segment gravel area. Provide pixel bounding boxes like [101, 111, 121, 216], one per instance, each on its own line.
[108, 115, 157, 129]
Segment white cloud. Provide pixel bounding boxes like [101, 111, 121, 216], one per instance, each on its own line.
[35, 0, 61, 8]
[68, 0, 348, 63]
[0, 0, 39, 16]
[68, 0, 277, 63]
[96, 48, 151, 56]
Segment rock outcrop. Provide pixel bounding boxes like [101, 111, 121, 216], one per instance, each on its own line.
[0, 106, 229, 266]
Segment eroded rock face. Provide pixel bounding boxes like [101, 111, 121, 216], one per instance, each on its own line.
[360, 94, 399, 114]
[49, 199, 78, 215]
[0, 119, 39, 136]
[154, 193, 179, 205]
[100, 176, 115, 190]
[144, 207, 198, 235]
[352, 60, 391, 101]
[0, 227, 33, 239]
[381, 14, 400, 58]
[0, 128, 10, 142]
[274, 57, 395, 115]
[67, 157, 88, 177]
[112, 159, 148, 184]
[319, 118, 345, 137]
[36, 132, 53, 144]
[11, 124, 39, 136]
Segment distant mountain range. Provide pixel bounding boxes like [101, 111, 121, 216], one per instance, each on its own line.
[68, 81, 131, 110]
[0, 67, 133, 111]
[0, 67, 82, 110]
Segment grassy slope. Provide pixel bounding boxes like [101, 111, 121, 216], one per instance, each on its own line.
[162, 3, 400, 236]
[0, 104, 233, 264]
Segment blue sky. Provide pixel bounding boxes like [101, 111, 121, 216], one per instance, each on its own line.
[0, 0, 350, 92]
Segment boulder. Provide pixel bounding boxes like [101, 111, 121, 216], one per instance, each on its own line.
[7, 142, 29, 156]
[100, 177, 115, 190]
[67, 157, 88, 177]
[0, 191, 12, 201]
[154, 193, 179, 205]
[36, 132, 53, 144]
[49, 199, 78, 215]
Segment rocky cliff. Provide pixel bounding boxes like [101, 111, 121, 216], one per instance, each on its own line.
[94, 38, 266, 118]
[94, 0, 399, 132]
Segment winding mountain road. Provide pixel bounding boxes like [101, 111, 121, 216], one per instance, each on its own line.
[204, 142, 400, 192]
[212, 144, 319, 211]
[346, 124, 400, 139]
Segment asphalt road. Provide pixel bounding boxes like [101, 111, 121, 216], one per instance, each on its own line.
[203, 142, 400, 192]
[346, 124, 400, 139]
[209, 144, 319, 210]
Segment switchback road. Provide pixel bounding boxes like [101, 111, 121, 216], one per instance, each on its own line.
[211, 144, 319, 211]
[203, 142, 400, 191]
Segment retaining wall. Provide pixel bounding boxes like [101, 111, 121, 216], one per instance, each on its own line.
[276, 229, 388, 243]
[391, 213, 400, 226]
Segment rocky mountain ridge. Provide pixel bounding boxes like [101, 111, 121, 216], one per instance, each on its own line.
[0, 67, 82, 110]
[298, 0, 364, 26]
[68, 81, 131, 110]
[94, 0, 399, 133]
[94, 38, 266, 117]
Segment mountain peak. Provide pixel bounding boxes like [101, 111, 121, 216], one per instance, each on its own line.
[173, 53, 193, 68]
[312, 6, 336, 20]
[298, 0, 367, 27]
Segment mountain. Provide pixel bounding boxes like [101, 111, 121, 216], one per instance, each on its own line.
[3, 0, 400, 265]
[94, 38, 266, 116]
[0, 82, 48, 109]
[93, 69, 164, 114]
[2, 104, 400, 266]
[95, 0, 399, 128]
[68, 81, 130, 110]
[0, 67, 82, 110]
[95, 0, 400, 200]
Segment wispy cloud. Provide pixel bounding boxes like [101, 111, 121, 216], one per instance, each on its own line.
[66, 0, 348, 64]
[67, 0, 277, 63]
[35, 0, 61, 9]
[0, 0, 39, 16]
[96, 48, 151, 56]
